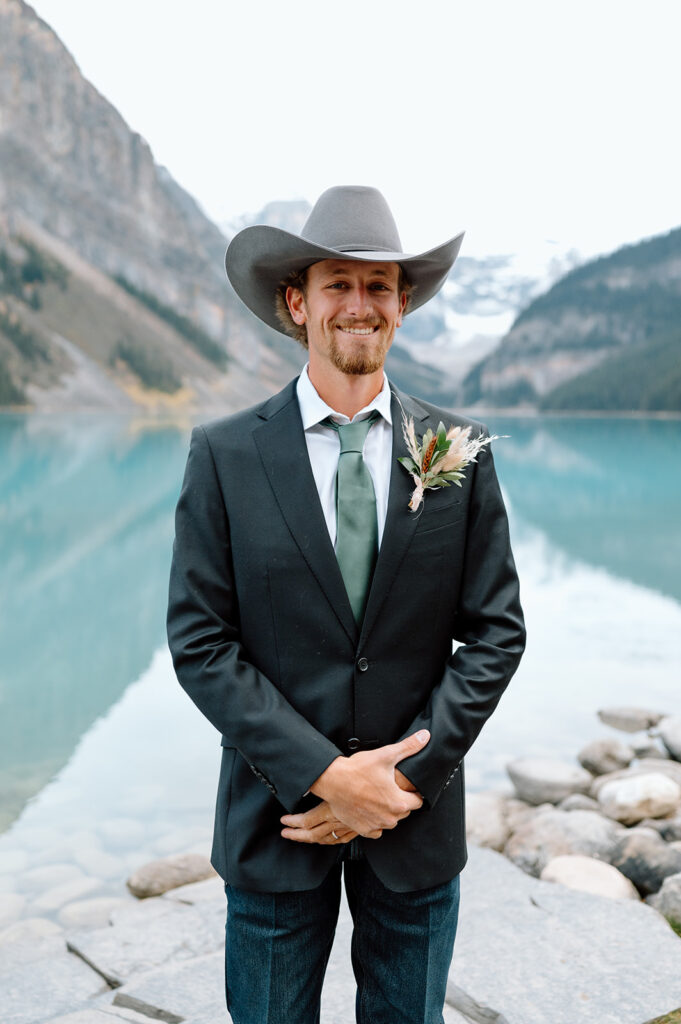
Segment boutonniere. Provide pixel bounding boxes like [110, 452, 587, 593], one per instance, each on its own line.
[398, 413, 501, 512]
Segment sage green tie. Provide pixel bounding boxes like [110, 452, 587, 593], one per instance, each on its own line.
[326, 412, 380, 624]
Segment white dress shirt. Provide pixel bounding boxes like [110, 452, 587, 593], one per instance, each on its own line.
[296, 365, 393, 548]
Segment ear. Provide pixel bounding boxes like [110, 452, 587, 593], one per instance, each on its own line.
[396, 289, 408, 327]
[286, 286, 307, 326]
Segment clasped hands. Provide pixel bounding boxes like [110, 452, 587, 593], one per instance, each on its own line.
[280, 729, 429, 846]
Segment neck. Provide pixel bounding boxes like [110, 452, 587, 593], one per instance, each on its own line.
[307, 362, 385, 418]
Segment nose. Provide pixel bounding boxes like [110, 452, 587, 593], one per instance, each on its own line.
[344, 283, 373, 317]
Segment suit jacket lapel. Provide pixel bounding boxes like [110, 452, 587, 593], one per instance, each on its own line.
[252, 380, 358, 646]
[360, 386, 430, 644]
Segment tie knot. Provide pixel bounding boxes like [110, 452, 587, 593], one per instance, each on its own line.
[326, 412, 380, 454]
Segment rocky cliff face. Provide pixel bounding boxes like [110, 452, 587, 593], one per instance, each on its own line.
[0, 0, 302, 410]
[465, 227, 681, 410]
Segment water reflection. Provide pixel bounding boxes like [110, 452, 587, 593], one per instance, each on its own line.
[0, 415, 190, 829]
[486, 417, 681, 604]
[1, 413, 680, 837]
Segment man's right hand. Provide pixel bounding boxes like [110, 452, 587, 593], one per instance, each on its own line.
[295, 730, 429, 838]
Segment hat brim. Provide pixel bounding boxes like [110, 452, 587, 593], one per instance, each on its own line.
[224, 225, 465, 338]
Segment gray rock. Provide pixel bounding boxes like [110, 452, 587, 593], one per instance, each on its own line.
[448, 846, 681, 1024]
[506, 758, 592, 806]
[590, 757, 681, 797]
[465, 792, 511, 851]
[659, 716, 681, 761]
[98, 817, 148, 851]
[22, 862, 85, 892]
[632, 738, 669, 760]
[67, 895, 225, 986]
[0, 891, 25, 929]
[0, 915, 62, 945]
[162, 875, 226, 904]
[0, 935, 104, 1024]
[597, 706, 664, 733]
[33, 875, 101, 912]
[126, 852, 216, 898]
[577, 738, 634, 775]
[58, 896, 129, 930]
[610, 826, 681, 896]
[44, 1008, 157, 1024]
[558, 793, 600, 812]
[504, 797, 536, 832]
[504, 808, 623, 877]
[540, 854, 639, 900]
[647, 871, 681, 927]
[110, 952, 224, 1022]
[638, 813, 681, 842]
[598, 772, 681, 824]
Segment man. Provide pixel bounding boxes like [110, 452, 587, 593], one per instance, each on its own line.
[167, 185, 525, 1023]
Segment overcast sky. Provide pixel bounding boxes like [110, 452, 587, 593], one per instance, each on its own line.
[29, 0, 681, 260]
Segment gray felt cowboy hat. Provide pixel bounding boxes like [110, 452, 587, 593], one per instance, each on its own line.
[224, 185, 465, 338]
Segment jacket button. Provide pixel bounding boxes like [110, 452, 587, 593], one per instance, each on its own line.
[347, 737, 361, 752]
[357, 657, 369, 672]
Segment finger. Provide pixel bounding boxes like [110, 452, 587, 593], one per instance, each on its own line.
[379, 729, 430, 766]
[394, 768, 419, 793]
[280, 804, 331, 829]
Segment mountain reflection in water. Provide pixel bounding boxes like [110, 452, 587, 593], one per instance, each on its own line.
[0, 414, 190, 830]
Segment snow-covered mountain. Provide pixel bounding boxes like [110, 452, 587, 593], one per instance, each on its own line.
[223, 202, 583, 392]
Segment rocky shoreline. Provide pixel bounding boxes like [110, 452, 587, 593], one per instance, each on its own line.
[2, 706, 681, 1024]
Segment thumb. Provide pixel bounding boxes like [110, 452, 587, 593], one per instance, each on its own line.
[383, 729, 430, 765]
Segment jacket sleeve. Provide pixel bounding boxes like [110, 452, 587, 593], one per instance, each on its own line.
[166, 426, 342, 812]
[396, 439, 526, 808]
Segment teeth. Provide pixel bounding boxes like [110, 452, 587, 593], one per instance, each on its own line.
[337, 327, 375, 335]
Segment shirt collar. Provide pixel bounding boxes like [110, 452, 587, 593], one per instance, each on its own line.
[296, 364, 392, 429]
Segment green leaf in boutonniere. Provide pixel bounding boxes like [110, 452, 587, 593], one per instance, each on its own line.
[399, 413, 504, 512]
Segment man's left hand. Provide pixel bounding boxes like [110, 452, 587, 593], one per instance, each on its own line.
[280, 801, 359, 845]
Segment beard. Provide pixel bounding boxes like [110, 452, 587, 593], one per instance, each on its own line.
[328, 321, 392, 376]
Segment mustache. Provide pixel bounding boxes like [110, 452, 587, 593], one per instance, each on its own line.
[334, 319, 384, 330]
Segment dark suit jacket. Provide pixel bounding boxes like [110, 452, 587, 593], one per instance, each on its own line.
[167, 378, 525, 893]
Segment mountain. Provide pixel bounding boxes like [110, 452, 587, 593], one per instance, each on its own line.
[224, 201, 581, 404]
[0, 0, 302, 411]
[463, 226, 681, 411]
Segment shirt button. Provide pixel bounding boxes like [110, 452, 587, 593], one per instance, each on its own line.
[347, 737, 361, 752]
[357, 657, 369, 672]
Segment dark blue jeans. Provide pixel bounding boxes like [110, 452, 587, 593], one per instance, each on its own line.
[225, 856, 460, 1024]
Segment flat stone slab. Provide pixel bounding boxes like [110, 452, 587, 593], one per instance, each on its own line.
[0, 936, 105, 1024]
[448, 846, 681, 1024]
[109, 952, 224, 1022]
[67, 897, 224, 986]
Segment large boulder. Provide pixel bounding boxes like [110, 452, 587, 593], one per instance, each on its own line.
[590, 758, 681, 797]
[504, 808, 623, 877]
[597, 707, 664, 733]
[609, 827, 681, 896]
[126, 853, 216, 899]
[577, 738, 634, 776]
[597, 772, 681, 825]
[465, 792, 511, 851]
[447, 846, 681, 1024]
[659, 716, 681, 761]
[506, 758, 592, 806]
[540, 854, 639, 901]
[647, 871, 681, 927]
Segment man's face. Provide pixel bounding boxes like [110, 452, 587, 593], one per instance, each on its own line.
[286, 259, 407, 377]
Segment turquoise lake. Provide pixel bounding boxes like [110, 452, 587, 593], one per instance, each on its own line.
[1, 411, 680, 909]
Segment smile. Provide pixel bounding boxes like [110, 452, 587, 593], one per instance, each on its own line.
[335, 326, 378, 335]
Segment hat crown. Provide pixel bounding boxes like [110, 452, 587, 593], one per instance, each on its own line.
[300, 185, 403, 254]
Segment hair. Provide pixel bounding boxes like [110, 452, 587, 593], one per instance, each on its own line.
[275, 264, 414, 348]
